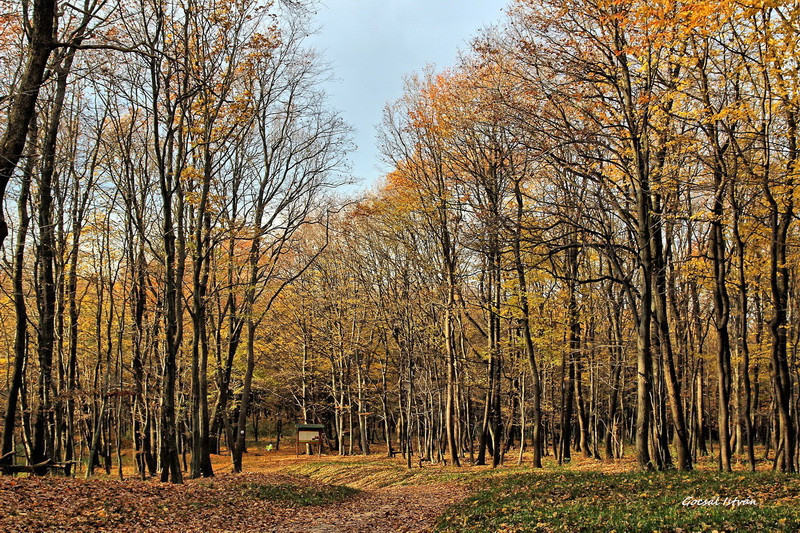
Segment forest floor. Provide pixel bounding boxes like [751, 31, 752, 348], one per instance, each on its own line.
[0, 445, 479, 532]
[1, 444, 798, 531]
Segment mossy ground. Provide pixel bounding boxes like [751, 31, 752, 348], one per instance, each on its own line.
[435, 468, 799, 532]
[240, 480, 358, 506]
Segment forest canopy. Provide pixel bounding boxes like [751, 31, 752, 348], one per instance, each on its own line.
[1, 0, 800, 486]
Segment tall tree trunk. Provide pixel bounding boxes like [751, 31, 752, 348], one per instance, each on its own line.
[232, 212, 265, 471]
[605, 296, 624, 461]
[513, 179, 543, 467]
[444, 294, 460, 466]
[157, 119, 184, 484]
[0, 0, 56, 246]
[634, 189, 655, 470]
[190, 146, 214, 479]
[31, 49, 78, 471]
[0, 122, 36, 469]
[563, 246, 580, 462]
[490, 248, 503, 468]
[769, 111, 796, 473]
[233, 319, 256, 472]
[731, 183, 756, 471]
[559, 348, 575, 464]
[650, 191, 692, 470]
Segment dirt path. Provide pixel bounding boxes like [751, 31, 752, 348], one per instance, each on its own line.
[278, 483, 470, 533]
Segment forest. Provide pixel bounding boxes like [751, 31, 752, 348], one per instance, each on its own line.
[1, 0, 800, 527]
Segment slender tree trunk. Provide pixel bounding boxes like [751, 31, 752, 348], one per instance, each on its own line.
[444, 304, 460, 466]
[650, 193, 692, 470]
[559, 348, 575, 464]
[763, 111, 797, 473]
[0, 122, 36, 469]
[0, 0, 56, 246]
[513, 179, 543, 467]
[233, 320, 256, 472]
[32, 50, 79, 471]
[190, 147, 214, 479]
[731, 185, 756, 471]
[157, 126, 184, 485]
[605, 287, 624, 461]
[634, 180, 655, 471]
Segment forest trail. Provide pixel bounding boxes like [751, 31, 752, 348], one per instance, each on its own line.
[0, 472, 468, 532]
[279, 483, 470, 533]
[0, 449, 479, 532]
[237, 449, 473, 532]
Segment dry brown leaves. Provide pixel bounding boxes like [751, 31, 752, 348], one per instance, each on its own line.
[0, 471, 467, 532]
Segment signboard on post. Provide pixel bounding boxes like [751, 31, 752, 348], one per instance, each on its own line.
[295, 423, 325, 456]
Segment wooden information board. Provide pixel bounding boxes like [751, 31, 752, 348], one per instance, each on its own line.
[295, 424, 325, 455]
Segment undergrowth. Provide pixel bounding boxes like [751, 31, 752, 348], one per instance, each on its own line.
[241, 481, 358, 506]
[436, 470, 800, 532]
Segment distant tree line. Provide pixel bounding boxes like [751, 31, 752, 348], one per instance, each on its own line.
[1, 0, 799, 483]
[274, 0, 800, 474]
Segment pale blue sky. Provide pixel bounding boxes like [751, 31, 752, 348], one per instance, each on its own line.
[309, 0, 509, 190]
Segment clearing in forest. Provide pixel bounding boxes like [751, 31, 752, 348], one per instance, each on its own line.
[2, 448, 798, 532]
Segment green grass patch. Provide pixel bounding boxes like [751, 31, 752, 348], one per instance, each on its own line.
[284, 458, 515, 489]
[241, 481, 359, 506]
[436, 470, 800, 532]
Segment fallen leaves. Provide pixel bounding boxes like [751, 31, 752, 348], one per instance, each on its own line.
[0, 468, 468, 532]
[0, 473, 351, 532]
